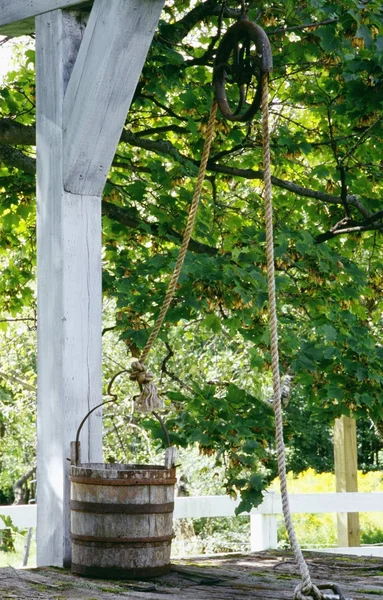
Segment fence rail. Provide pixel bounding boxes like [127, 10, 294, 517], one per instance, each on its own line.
[1, 492, 383, 554]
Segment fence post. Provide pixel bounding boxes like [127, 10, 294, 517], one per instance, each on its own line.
[334, 415, 360, 547]
[250, 514, 278, 551]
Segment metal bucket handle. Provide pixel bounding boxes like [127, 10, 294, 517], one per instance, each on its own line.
[73, 400, 171, 465]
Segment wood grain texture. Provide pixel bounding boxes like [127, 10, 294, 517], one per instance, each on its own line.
[36, 9, 102, 569]
[62, 0, 165, 196]
[334, 416, 360, 547]
[0, 551, 382, 599]
[0, 0, 92, 35]
[0, 1, 91, 24]
[70, 464, 175, 575]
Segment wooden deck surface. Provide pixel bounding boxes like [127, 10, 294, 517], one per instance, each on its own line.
[0, 551, 382, 599]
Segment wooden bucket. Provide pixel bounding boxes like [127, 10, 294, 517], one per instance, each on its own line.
[70, 462, 176, 578]
[70, 401, 177, 578]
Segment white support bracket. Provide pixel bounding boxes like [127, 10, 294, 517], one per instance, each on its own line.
[62, 0, 165, 196]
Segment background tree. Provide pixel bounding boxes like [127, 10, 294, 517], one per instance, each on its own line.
[0, 0, 383, 508]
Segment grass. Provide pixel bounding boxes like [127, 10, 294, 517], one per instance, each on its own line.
[0, 528, 36, 568]
[272, 469, 383, 549]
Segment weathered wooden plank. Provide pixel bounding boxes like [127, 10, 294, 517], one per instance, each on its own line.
[0, 1, 93, 35]
[334, 416, 360, 547]
[1, 551, 381, 599]
[62, 0, 165, 196]
[36, 8, 102, 568]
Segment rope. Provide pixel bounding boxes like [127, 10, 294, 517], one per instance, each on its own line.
[261, 73, 323, 600]
[129, 99, 218, 411]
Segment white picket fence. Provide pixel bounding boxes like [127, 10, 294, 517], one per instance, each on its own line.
[1, 492, 383, 556]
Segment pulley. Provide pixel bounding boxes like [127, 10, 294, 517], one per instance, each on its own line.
[213, 16, 273, 122]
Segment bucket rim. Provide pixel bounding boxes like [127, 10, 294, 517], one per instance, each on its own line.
[70, 463, 176, 484]
[73, 462, 170, 470]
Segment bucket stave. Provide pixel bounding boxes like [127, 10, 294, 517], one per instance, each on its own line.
[70, 463, 176, 578]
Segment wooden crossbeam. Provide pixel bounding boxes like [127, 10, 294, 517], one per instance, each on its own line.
[0, 0, 93, 35]
[62, 0, 165, 196]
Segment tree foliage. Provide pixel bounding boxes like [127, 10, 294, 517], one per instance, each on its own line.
[1, 0, 383, 508]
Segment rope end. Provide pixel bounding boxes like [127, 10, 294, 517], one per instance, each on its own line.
[129, 361, 164, 412]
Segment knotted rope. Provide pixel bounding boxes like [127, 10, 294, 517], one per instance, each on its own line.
[129, 362, 160, 413]
[129, 99, 218, 412]
[261, 74, 323, 600]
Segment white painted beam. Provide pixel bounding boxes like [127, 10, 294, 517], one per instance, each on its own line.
[0, 0, 92, 35]
[173, 492, 383, 519]
[62, 0, 165, 196]
[0, 505, 37, 529]
[0, 0, 91, 22]
[173, 495, 241, 519]
[36, 9, 102, 568]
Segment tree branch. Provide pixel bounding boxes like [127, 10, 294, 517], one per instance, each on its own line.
[0, 119, 377, 223]
[0, 370, 36, 392]
[315, 223, 383, 243]
[134, 125, 190, 138]
[0, 119, 35, 145]
[209, 162, 344, 205]
[13, 465, 36, 505]
[0, 144, 35, 175]
[315, 211, 383, 243]
[268, 18, 339, 36]
[102, 199, 219, 256]
[161, 342, 194, 392]
[158, 0, 240, 45]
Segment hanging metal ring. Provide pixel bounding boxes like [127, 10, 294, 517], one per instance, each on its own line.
[213, 18, 273, 122]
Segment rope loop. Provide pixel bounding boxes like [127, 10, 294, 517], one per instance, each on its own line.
[129, 361, 164, 412]
[294, 582, 323, 600]
[261, 70, 346, 600]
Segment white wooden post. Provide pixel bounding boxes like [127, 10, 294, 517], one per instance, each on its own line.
[250, 514, 278, 551]
[36, 8, 102, 567]
[2, 0, 165, 568]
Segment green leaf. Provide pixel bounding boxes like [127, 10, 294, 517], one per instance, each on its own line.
[202, 313, 221, 333]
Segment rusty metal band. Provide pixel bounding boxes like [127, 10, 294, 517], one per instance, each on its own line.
[70, 476, 177, 486]
[70, 500, 174, 514]
[71, 533, 175, 544]
[71, 562, 171, 579]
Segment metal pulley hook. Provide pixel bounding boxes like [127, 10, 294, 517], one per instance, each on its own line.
[213, 16, 273, 122]
[318, 582, 352, 600]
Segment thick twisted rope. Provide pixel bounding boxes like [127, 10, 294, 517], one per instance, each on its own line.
[130, 99, 218, 412]
[261, 73, 323, 600]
